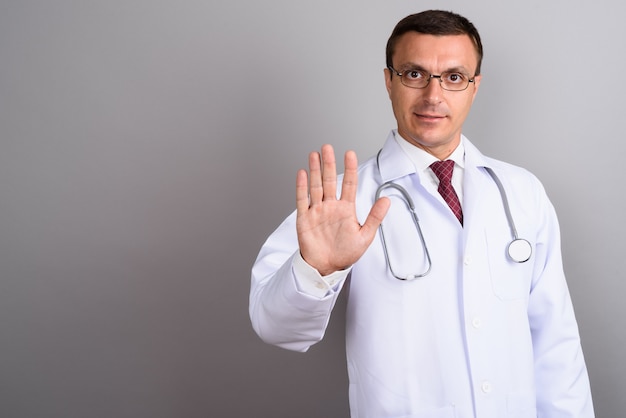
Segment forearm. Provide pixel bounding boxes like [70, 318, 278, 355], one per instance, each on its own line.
[250, 253, 343, 351]
[529, 203, 594, 416]
[249, 216, 348, 352]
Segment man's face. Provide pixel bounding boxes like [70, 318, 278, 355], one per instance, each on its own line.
[385, 32, 482, 159]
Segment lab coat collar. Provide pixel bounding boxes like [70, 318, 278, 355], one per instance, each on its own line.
[463, 136, 493, 172]
[376, 131, 415, 183]
[376, 130, 493, 183]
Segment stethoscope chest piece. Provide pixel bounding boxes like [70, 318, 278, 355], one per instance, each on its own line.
[507, 238, 532, 263]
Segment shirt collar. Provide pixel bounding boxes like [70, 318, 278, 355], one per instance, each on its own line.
[393, 131, 466, 174]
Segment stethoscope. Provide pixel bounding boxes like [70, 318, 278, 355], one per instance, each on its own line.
[375, 151, 532, 281]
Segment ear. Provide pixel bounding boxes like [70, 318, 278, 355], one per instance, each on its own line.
[384, 68, 393, 97]
[470, 74, 482, 102]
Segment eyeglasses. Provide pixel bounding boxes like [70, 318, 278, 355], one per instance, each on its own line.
[388, 66, 475, 91]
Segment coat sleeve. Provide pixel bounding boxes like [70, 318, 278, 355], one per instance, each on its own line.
[527, 182, 595, 417]
[249, 211, 346, 352]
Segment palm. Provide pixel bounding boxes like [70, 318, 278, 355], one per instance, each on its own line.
[295, 145, 390, 276]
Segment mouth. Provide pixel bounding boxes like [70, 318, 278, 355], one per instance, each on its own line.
[415, 112, 446, 122]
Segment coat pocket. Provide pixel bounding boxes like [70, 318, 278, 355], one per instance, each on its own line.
[396, 405, 456, 418]
[506, 392, 537, 417]
[484, 228, 533, 301]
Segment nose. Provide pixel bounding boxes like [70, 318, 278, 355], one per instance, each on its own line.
[422, 76, 443, 104]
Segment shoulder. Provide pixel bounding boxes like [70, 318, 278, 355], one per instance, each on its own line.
[484, 156, 546, 194]
[465, 137, 545, 191]
[465, 138, 554, 216]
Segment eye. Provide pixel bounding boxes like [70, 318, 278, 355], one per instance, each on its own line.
[442, 72, 467, 84]
[404, 70, 426, 80]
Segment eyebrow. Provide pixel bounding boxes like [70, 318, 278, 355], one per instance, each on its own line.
[396, 62, 472, 75]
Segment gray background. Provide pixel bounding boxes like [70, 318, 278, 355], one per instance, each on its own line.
[0, 1, 623, 417]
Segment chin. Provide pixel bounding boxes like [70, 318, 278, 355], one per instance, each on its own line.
[406, 133, 443, 148]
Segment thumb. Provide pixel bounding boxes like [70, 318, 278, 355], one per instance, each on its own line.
[359, 196, 391, 241]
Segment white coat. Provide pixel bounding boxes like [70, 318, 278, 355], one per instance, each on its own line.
[250, 131, 594, 418]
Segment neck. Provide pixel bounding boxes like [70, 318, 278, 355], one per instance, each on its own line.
[402, 136, 460, 161]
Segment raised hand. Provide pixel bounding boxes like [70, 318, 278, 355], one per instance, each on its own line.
[295, 144, 390, 276]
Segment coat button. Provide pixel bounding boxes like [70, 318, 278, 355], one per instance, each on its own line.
[464, 256, 473, 265]
[481, 381, 492, 393]
[472, 317, 482, 329]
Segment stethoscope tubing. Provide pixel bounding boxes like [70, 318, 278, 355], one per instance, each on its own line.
[375, 181, 433, 280]
[375, 151, 532, 280]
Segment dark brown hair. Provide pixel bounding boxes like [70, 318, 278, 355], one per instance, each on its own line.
[386, 10, 483, 75]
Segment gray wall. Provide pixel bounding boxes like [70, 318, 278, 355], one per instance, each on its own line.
[0, 1, 623, 417]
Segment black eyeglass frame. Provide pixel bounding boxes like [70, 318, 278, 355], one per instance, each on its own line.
[387, 66, 476, 91]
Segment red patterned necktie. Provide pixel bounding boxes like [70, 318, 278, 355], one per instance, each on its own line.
[430, 160, 463, 225]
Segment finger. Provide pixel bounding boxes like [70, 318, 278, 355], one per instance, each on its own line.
[308, 151, 323, 205]
[360, 196, 391, 239]
[340, 150, 358, 203]
[321, 144, 337, 200]
[295, 169, 310, 213]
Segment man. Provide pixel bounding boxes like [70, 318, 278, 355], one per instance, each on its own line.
[250, 10, 594, 417]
